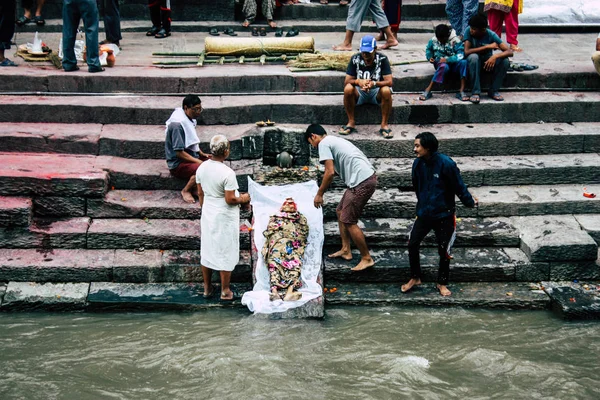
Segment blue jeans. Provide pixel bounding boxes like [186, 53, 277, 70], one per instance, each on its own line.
[62, 0, 101, 71]
[98, 0, 121, 43]
[432, 60, 468, 84]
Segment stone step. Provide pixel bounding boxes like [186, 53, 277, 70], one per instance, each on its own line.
[0, 248, 252, 283]
[542, 281, 600, 320]
[0, 197, 32, 227]
[86, 218, 250, 250]
[2, 122, 599, 160]
[323, 282, 550, 309]
[324, 246, 544, 283]
[0, 217, 90, 249]
[1, 92, 599, 126]
[17, 0, 451, 22]
[324, 217, 519, 247]
[324, 184, 600, 218]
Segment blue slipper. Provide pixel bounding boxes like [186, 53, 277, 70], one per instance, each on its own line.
[0, 59, 17, 67]
[419, 90, 432, 101]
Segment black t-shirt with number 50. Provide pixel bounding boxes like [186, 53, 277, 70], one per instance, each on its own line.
[346, 52, 392, 82]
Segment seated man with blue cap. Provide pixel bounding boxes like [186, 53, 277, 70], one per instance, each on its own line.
[340, 35, 394, 139]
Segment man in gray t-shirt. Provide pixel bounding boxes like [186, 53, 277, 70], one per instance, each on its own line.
[305, 124, 377, 272]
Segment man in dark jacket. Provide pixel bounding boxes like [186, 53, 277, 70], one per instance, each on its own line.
[401, 132, 477, 296]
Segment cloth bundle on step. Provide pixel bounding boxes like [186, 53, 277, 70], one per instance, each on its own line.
[205, 37, 315, 56]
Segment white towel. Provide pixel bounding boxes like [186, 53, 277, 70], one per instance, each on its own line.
[165, 107, 200, 152]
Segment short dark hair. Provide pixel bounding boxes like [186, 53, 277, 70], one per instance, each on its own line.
[469, 14, 488, 30]
[304, 123, 327, 142]
[415, 132, 439, 153]
[435, 24, 451, 39]
[182, 94, 201, 109]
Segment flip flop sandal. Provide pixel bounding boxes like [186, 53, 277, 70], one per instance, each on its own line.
[252, 27, 259, 36]
[33, 16, 45, 26]
[455, 91, 470, 101]
[15, 16, 32, 27]
[338, 125, 357, 135]
[0, 59, 17, 67]
[379, 128, 394, 139]
[469, 94, 480, 104]
[146, 26, 160, 36]
[224, 28, 238, 36]
[155, 29, 171, 39]
[521, 64, 538, 71]
[203, 285, 217, 298]
[209, 27, 220, 36]
[286, 28, 299, 37]
[488, 92, 504, 101]
[259, 27, 267, 36]
[418, 90, 432, 101]
[275, 28, 284, 37]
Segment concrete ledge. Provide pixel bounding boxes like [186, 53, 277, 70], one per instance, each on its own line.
[516, 215, 598, 262]
[543, 281, 600, 320]
[0, 197, 32, 227]
[0, 282, 89, 311]
[87, 282, 252, 310]
[324, 282, 550, 309]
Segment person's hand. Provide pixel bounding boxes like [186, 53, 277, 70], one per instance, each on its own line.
[488, 42, 499, 50]
[240, 193, 251, 204]
[429, 57, 435, 63]
[313, 194, 323, 208]
[474, 197, 479, 208]
[484, 56, 496, 71]
[439, 57, 447, 63]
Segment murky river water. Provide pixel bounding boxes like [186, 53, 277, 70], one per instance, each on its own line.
[1, 307, 599, 400]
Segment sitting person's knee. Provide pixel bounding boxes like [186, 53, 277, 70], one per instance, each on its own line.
[344, 83, 355, 95]
[467, 53, 479, 63]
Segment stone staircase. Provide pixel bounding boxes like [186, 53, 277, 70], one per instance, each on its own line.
[1, 3, 599, 314]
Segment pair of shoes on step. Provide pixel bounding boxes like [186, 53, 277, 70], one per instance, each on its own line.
[275, 27, 299, 37]
[146, 26, 171, 39]
[252, 27, 268, 36]
[209, 27, 237, 36]
[16, 15, 45, 27]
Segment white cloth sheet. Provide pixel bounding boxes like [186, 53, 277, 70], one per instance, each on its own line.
[242, 178, 324, 314]
[165, 107, 200, 152]
[520, 0, 600, 24]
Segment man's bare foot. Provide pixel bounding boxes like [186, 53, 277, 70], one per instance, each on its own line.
[268, 20, 277, 28]
[269, 291, 281, 301]
[328, 249, 352, 260]
[333, 44, 353, 51]
[283, 291, 302, 301]
[351, 258, 375, 271]
[510, 44, 523, 52]
[379, 39, 399, 50]
[242, 20, 251, 28]
[181, 190, 195, 203]
[401, 278, 421, 293]
[436, 284, 451, 297]
[220, 290, 234, 300]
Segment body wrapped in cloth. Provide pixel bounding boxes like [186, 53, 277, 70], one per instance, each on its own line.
[262, 198, 309, 302]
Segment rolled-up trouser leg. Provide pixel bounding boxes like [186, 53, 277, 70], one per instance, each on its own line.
[370, 0, 390, 30]
[346, 0, 370, 32]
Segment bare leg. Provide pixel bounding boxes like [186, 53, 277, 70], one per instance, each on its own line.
[343, 84, 358, 129]
[270, 288, 281, 301]
[401, 278, 422, 293]
[181, 175, 196, 203]
[379, 26, 399, 49]
[346, 223, 375, 271]
[459, 77, 466, 93]
[201, 265, 213, 296]
[220, 271, 233, 300]
[378, 86, 392, 130]
[35, 0, 46, 16]
[283, 286, 302, 301]
[437, 283, 451, 296]
[333, 30, 354, 51]
[376, 30, 385, 41]
[0, 49, 5, 62]
[328, 209, 353, 260]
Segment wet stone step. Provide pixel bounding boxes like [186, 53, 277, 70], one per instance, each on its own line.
[542, 281, 600, 320]
[323, 281, 550, 309]
[323, 247, 543, 283]
[0, 249, 252, 283]
[2, 92, 599, 126]
[86, 282, 253, 311]
[0, 282, 90, 311]
[324, 217, 519, 247]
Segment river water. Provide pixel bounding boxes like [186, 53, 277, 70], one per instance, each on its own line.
[1, 307, 598, 400]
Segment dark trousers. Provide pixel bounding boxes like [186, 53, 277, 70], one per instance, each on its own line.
[98, 0, 121, 42]
[467, 53, 510, 95]
[148, 0, 171, 32]
[62, 0, 101, 71]
[408, 214, 456, 285]
[0, 0, 16, 50]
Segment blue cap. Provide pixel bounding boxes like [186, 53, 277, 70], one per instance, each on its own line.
[360, 35, 376, 53]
